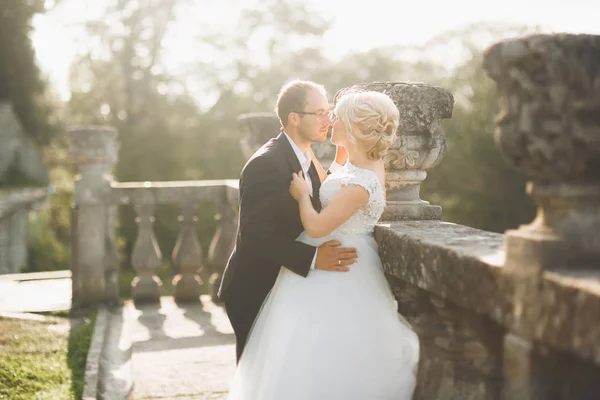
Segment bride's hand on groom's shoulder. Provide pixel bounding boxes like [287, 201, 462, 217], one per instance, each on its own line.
[289, 172, 309, 201]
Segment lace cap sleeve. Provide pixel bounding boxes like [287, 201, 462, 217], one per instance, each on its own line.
[337, 163, 386, 218]
[339, 171, 380, 197]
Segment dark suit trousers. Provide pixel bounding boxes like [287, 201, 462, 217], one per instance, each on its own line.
[224, 294, 265, 363]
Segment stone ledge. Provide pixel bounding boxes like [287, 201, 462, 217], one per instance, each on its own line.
[376, 221, 509, 322]
[376, 220, 600, 365]
[83, 307, 134, 400]
[83, 309, 108, 400]
[110, 180, 238, 205]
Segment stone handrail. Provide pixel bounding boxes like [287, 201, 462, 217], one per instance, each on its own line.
[0, 187, 48, 274]
[111, 180, 238, 202]
[0, 187, 48, 218]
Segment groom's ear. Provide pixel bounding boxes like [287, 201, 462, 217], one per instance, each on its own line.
[288, 112, 299, 126]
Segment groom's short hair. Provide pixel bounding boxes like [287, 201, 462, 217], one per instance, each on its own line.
[275, 80, 327, 127]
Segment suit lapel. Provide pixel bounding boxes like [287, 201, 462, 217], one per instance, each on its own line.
[275, 131, 322, 210]
[275, 131, 303, 177]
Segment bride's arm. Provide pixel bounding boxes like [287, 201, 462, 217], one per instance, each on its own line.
[296, 185, 369, 238]
[308, 146, 327, 183]
[308, 145, 349, 183]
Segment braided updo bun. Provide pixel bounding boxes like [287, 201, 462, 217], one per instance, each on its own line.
[334, 91, 399, 160]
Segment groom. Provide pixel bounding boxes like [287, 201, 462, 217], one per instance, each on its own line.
[218, 80, 358, 362]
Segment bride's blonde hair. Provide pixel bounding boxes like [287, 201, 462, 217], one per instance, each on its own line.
[334, 91, 399, 160]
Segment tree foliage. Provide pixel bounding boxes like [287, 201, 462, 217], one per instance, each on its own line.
[0, 0, 57, 145]
[18, 1, 540, 277]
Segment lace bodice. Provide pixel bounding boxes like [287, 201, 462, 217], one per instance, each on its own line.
[319, 162, 386, 236]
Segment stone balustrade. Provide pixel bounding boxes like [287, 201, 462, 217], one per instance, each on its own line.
[111, 180, 238, 304]
[69, 32, 600, 399]
[69, 126, 239, 307]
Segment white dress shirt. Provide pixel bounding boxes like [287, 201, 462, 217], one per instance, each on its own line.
[283, 132, 344, 270]
[284, 132, 314, 194]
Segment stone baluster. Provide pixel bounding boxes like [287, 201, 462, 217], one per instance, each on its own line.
[69, 126, 118, 308]
[335, 82, 454, 221]
[483, 34, 600, 399]
[104, 232, 121, 307]
[130, 192, 162, 303]
[171, 197, 203, 303]
[207, 185, 239, 300]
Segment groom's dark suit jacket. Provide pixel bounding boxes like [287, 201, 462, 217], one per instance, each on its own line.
[218, 131, 322, 313]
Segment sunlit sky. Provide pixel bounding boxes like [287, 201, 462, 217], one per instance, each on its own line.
[32, 0, 600, 100]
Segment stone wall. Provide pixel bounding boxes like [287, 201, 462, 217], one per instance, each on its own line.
[0, 103, 50, 274]
[377, 221, 600, 399]
[0, 103, 49, 186]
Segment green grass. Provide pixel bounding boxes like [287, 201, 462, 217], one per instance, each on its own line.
[0, 311, 96, 400]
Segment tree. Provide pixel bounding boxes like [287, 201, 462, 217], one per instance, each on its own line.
[65, 0, 240, 268]
[0, 0, 58, 145]
[420, 23, 538, 232]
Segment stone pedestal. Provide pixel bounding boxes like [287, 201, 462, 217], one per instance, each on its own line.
[69, 126, 119, 308]
[335, 82, 454, 221]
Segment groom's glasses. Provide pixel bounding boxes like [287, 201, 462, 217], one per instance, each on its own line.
[293, 110, 331, 120]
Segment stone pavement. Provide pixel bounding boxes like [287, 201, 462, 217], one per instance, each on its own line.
[0, 272, 237, 399]
[0, 270, 71, 313]
[126, 295, 236, 400]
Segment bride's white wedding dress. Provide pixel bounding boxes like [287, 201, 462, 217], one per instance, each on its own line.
[227, 162, 419, 400]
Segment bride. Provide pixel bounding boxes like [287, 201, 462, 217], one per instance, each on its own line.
[227, 90, 419, 400]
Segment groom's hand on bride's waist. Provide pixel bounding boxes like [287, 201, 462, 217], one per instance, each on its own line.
[315, 240, 358, 272]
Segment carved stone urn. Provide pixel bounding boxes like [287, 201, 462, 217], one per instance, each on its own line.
[483, 34, 600, 271]
[335, 82, 454, 221]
